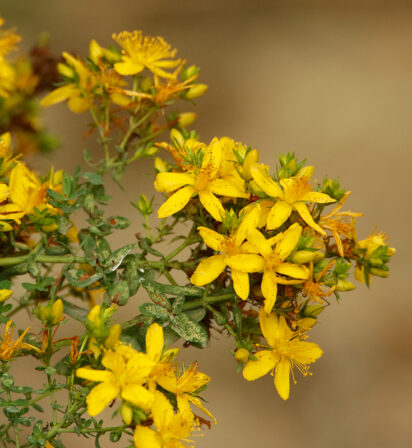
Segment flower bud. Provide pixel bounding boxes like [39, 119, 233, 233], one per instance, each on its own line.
[105, 324, 121, 348]
[0, 289, 13, 302]
[58, 62, 74, 79]
[243, 150, 259, 180]
[170, 129, 184, 150]
[297, 165, 314, 178]
[51, 299, 64, 324]
[234, 348, 250, 363]
[89, 39, 103, 64]
[121, 403, 133, 425]
[185, 83, 208, 99]
[181, 65, 199, 80]
[292, 250, 324, 264]
[136, 194, 153, 215]
[145, 146, 158, 156]
[178, 112, 196, 128]
[370, 267, 389, 278]
[335, 279, 356, 292]
[110, 93, 131, 107]
[140, 77, 153, 92]
[154, 157, 168, 173]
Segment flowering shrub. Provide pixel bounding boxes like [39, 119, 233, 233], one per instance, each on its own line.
[0, 18, 395, 448]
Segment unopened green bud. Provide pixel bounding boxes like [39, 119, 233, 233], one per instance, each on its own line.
[170, 129, 184, 150]
[335, 279, 356, 292]
[186, 83, 208, 99]
[182, 65, 199, 80]
[140, 77, 153, 92]
[370, 267, 389, 278]
[301, 304, 325, 318]
[292, 250, 324, 264]
[369, 257, 383, 267]
[136, 194, 153, 215]
[145, 146, 158, 156]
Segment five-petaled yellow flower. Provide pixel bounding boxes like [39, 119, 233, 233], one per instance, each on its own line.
[134, 391, 196, 448]
[245, 223, 309, 313]
[76, 345, 155, 416]
[113, 31, 181, 79]
[250, 164, 335, 234]
[191, 205, 263, 300]
[243, 309, 323, 400]
[155, 138, 249, 221]
[157, 362, 215, 423]
[0, 320, 40, 361]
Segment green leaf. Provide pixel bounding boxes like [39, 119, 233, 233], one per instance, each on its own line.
[103, 244, 137, 271]
[107, 216, 130, 229]
[62, 299, 89, 322]
[183, 307, 206, 322]
[170, 314, 208, 347]
[142, 280, 171, 308]
[106, 280, 130, 306]
[232, 302, 242, 335]
[83, 172, 103, 185]
[172, 296, 185, 314]
[64, 268, 102, 288]
[139, 303, 169, 320]
[163, 326, 180, 345]
[121, 255, 143, 296]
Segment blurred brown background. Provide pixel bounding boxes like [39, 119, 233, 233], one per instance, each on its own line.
[1, 1, 411, 447]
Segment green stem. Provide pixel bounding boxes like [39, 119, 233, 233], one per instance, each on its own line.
[6, 390, 20, 448]
[0, 254, 86, 267]
[182, 293, 235, 311]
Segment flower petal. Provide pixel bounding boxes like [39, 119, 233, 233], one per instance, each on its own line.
[157, 185, 195, 218]
[102, 350, 126, 377]
[86, 382, 119, 416]
[201, 138, 221, 178]
[293, 201, 326, 235]
[275, 223, 302, 260]
[151, 391, 174, 432]
[247, 228, 272, 259]
[114, 60, 144, 76]
[191, 255, 226, 286]
[259, 309, 282, 347]
[234, 203, 261, 246]
[198, 190, 225, 221]
[301, 191, 335, 204]
[198, 226, 225, 251]
[250, 163, 284, 198]
[76, 368, 114, 383]
[261, 269, 278, 313]
[40, 85, 76, 107]
[155, 172, 194, 193]
[209, 179, 249, 198]
[231, 269, 249, 300]
[134, 426, 162, 448]
[146, 323, 164, 363]
[226, 254, 265, 273]
[276, 262, 309, 280]
[243, 350, 277, 381]
[121, 384, 154, 410]
[266, 200, 293, 230]
[274, 358, 291, 400]
[67, 96, 90, 114]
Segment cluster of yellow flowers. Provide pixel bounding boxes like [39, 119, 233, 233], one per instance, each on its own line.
[154, 131, 395, 399]
[78, 309, 212, 447]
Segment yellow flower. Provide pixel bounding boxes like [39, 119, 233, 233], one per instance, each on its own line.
[243, 309, 323, 400]
[156, 138, 249, 221]
[41, 52, 96, 113]
[134, 391, 196, 448]
[0, 320, 41, 361]
[191, 205, 264, 299]
[76, 345, 155, 416]
[0, 132, 20, 176]
[319, 191, 362, 257]
[250, 164, 335, 234]
[244, 223, 309, 313]
[354, 230, 395, 284]
[0, 289, 12, 302]
[0, 182, 24, 229]
[157, 362, 215, 423]
[0, 18, 21, 58]
[9, 162, 53, 216]
[144, 323, 179, 390]
[113, 31, 181, 79]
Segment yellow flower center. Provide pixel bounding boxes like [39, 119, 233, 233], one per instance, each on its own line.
[284, 176, 311, 204]
[194, 169, 212, 192]
[266, 252, 282, 271]
[221, 237, 242, 256]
